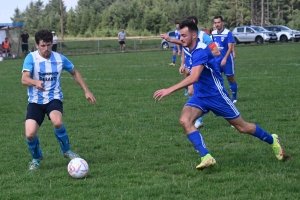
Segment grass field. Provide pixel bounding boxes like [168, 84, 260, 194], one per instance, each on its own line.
[1, 44, 300, 199]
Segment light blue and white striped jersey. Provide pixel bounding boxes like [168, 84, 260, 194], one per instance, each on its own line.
[22, 51, 74, 104]
[198, 30, 213, 45]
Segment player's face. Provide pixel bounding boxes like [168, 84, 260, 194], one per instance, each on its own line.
[36, 40, 52, 59]
[214, 18, 223, 31]
[180, 27, 196, 48]
[175, 24, 179, 30]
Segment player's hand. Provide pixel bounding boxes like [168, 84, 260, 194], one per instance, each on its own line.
[221, 59, 227, 66]
[160, 33, 170, 42]
[179, 65, 185, 74]
[232, 52, 236, 59]
[178, 51, 181, 56]
[35, 80, 45, 91]
[153, 88, 172, 100]
[85, 91, 97, 104]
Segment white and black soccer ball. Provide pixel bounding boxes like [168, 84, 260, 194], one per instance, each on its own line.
[68, 158, 89, 178]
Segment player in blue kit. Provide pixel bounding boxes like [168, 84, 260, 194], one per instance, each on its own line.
[154, 20, 288, 170]
[21, 29, 97, 170]
[169, 22, 182, 66]
[212, 16, 238, 103]
[162, 16, 220, 129]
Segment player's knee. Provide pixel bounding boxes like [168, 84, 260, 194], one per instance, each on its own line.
[187, 90, 193, 96]
[26, 132, 37, 140]
[179, 116, 191, 128]
[52, 120, 63, 129]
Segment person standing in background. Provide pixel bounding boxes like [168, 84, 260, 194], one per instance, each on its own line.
[20, 30, 30, 57]
[118, 28, 126, 52]
[52, 31, 58, 52]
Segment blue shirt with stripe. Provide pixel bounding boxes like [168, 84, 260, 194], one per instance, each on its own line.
[183, 39, 225, 97]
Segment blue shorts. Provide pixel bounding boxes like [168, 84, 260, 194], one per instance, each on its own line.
[219, 54, 235, 76]
[26, 99, 63, 126]
[173, 45, 182, 52]
[185, 93, 240, 120]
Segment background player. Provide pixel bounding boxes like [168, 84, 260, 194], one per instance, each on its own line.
[154, 19, 287, 170]
[212, 16, 237, 103]
[169, 22, 181, 66]
[22, 29, 97, 170]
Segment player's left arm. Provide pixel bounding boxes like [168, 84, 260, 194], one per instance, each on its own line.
[62, 56, 97, 104]
[224, 32, 234, 60]
[232, 44, 236, 59]
[70, 69, 97, 104]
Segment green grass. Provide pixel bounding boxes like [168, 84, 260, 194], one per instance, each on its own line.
[1, 43, 300, 199]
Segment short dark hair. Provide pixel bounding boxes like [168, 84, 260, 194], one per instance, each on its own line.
[179, 19, 198, 33]
[35, 29, 53, 44]
[214, 15, 224, 22]
[186, 16, 198, 25]
[175, 21, 180, 25]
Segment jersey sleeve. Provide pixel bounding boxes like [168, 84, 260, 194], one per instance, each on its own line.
[22, 54, 34, 73]
[192, 48, 208, 67]
[202, 33, 213, 45]
[227, 32, 234, 43]
[61, 55, 74, 72]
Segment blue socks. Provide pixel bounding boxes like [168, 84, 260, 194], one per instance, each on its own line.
[54, 124, 70, 153]
[231, 81, 238, 100]
[253, 124, 273, 144]
[172, 55, 176, 63]
[187, 131, 209, 157]
[26, 136, 43, 159]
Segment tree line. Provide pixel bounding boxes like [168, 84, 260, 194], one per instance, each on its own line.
[11, 0, 300, 38]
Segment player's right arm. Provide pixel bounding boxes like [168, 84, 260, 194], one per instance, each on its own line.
[21, 53, 45, 90]
[21, 71, 45, 90]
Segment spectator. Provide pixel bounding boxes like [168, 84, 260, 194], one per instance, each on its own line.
[52, 31, 58, 52]
[2, 37, 12, 58]
[20, 30, 30, 57]
[118, 28, 126, 52]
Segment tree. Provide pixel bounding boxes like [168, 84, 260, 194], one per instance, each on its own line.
[11, 8, 24, 23]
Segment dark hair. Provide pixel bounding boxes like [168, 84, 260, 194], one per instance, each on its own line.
[175, 21, 180, 25]
[186, 16, 198, 25]
[214, 15, 224, 22]
[35, 29, 53, 44]
[179, 19, 198, 33]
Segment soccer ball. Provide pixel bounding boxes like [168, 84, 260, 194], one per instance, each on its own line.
[68, 158, 89, 178]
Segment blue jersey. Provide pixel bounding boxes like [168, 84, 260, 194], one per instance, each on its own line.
[184, 31, 214, 68]
[183, 39, 225, 97]
[175, 30, 180, 40]
[22, 51, 74, 104]
[211, 28, 234, 63]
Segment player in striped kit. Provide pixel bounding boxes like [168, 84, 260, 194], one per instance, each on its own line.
[22, 29, 97, 170]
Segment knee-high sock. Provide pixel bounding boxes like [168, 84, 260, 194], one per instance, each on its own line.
[231, 81, 238, 100]
[187, 131, 209, 157]
[27, 136, 43, 159]
[54, 124, 70, 153]
[172, 55, 176, 63]
[253, 124, 273, 144]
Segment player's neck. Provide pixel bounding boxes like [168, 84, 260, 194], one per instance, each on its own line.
[188, 40, 197, 50]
